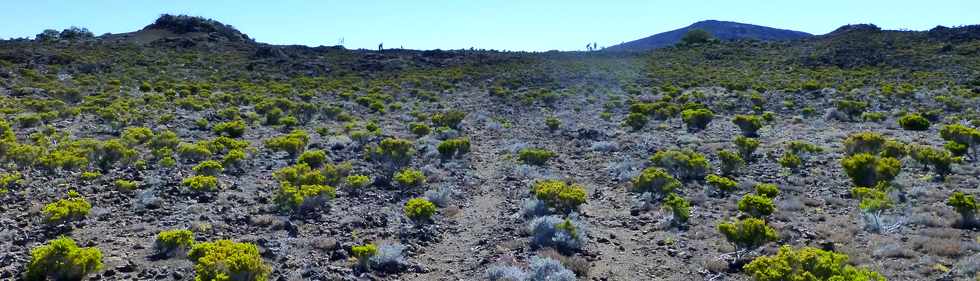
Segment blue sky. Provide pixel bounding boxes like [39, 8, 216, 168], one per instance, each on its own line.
[1, 0, 977, 51]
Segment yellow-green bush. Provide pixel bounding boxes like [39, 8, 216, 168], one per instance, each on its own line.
[732, 114, 763, 137]
[114, 179, 139, 191]
[437, 137, 470, 158]
[404, 197, 438, 222]
[897, 113, 930, 131]
[213, 120, 246, 138]
[840, 153, 901, 187]
[744, 246, 885, 281]
[518, 147, 556, 166]
[297, 149, 327, 168]
[531, 179, 587, 213]
[705, 174, 737, 194]
[632, 167, 681, 195]
[738, 194, 776, 218]
[25, 236, 103, 281]
[650, 149, 709, 181]
[274, 182, 335, 212]
[187, 240, 270, 281]
[155, 229, 194, 257]
[393, 168, 426, 188]
[345, 174, 371, 189]
[182, 175, 219, 192]
[718, 218, 777, 261]
[42, 191, 91, 224]
[351, 243, 377, 269]
[177, 142, 213, 162]
[264, 129, 309, 157]
[192, 160, 224, 176]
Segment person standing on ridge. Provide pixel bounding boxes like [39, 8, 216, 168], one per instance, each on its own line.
[378, 43, 383, 52]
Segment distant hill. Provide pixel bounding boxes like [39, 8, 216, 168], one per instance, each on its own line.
[606, 20, 812, 51]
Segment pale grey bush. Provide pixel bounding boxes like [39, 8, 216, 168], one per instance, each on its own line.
[529, 215, 586, 253]
[528, 256, 576, 281]
[424, 187, 453, 207]
[589, 141, 618, 152]
[486, 265, 527, 281]
[521, 198, 550, 219]
[369, 243, 407, 272]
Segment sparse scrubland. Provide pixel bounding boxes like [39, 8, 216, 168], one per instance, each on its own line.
[3, 15, 980, 280]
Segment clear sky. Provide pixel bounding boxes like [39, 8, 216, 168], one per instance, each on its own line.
[1, 0, 977, 51]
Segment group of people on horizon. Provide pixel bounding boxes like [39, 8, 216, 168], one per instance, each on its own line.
[586, 42, 599, 51]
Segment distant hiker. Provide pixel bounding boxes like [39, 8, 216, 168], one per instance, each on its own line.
[378, 43, 383, 52]
[593, 42, 598, 50]
[586, 43, 592, 51]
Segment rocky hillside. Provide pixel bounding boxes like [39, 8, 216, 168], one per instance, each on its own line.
[1, 15, 980, 281]
[606, 20, 812, 51]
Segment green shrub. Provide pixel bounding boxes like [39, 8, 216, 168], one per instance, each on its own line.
[663, 193, 690, 225]
[194, 118, 209, 130]
[778, 151, 802, 171]
[393, 168, 426, 188]
[734, 136, 759, 161]
[114, 179, 139, 191]
[182, 175, 219, 192]
[192, 160, 224, 176]
[432, 110, 466, 129]
[843, 132, 886, 155]
[841, 153, 901, 187]
[531, 179, 587, 213]
[881, 139, 908, 159]
[898, 113, 930, 130]
[437, 137, 471, 158]
[518, 148, 557, 166]
[42, 191, 91, 224]
[264, 129, 309, 157]
[213, 120, 246, 138]
[861, 111, 886, 122]
[177, 142, 213, 162]
[351, 243, 377, 269]
[275, 182, 335, 212]
[947, 191, 977, 226]
[718, 218, 778, 262]
[939, 124, 980, 158]
[188, 240, 270, 281]
[150, 130, 180, 149]
[718, 150, 744, 175]
[853, 186, 892, 232]
[624, 112, 648, 131]
[121, 127, 154, 145]
[297, 149, 327, 168]
[910, 145, 960, 178]
[738, 194, 776, 218]
[94, 139, 136, 170]
[681, 108, 713, 131]
[404, 197, 438, 222]
[222, 149, 247, 169]
[368, 138, 415, 169]
[754, 183, 779, 198]
[0, 172, 24, 193]
[835, 99, 868, 121]
[545, 117, 560, 132]
[155, 229, 194, 257]
[273, 163, 326, 186]
[744, 246, 886, 281]
[345, 174, 371, 189]
[945, 140, 968, 157]
[732, 115, 763, 137]
[25, 236, 103, 281]
[409, 122, 431, 136]
[632, 167, 681, 195]
[705, 174, 737, 195]
[650, 149, 709, 181]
